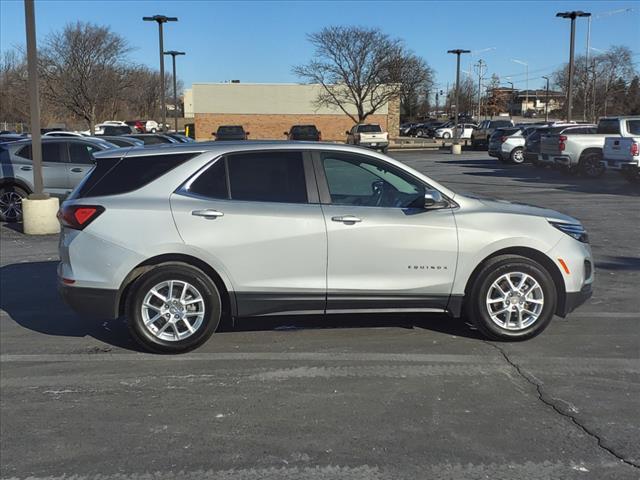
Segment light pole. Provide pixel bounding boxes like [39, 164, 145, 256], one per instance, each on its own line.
[542, 76, 550, 122]
[143, 15, 178, 132]
[24, 0, 43, 198]
[474, 59, 486, 119]
[164, 50, 185, 132]
[504, 79, 514, 117]
[447, 49, 470, 152]
[511, 59, 528, 116]
[556, 11, 591, 122]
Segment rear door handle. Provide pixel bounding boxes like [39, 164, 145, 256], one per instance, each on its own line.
[70, 167, 84, 173]
[331, 215, 362, 224]
[20, 166, 32, 171]
[192, 209, 224, 219]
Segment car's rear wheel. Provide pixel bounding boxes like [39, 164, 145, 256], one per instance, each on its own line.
[443, 132, 451, 139]
[510, 147, 525, 164]
[0, 185, 28, 222]
[126, 264, 221, 353]
[580, 152, 605, 178]
[468, 255, 557, 341]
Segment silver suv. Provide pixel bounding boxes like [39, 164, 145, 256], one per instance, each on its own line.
[0, 137, 116, 221]
[58, 142, 593, 353]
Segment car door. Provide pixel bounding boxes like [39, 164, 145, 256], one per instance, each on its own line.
[67, 141, 100, 190]
[314, 151, 458, 312]
[14, 141, 69, 195]
[170, 150, 327, 317]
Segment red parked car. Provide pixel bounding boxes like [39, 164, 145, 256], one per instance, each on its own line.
[125, 120, 146, 133]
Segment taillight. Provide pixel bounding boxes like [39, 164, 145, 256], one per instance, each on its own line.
[631, 142, 639, 156]
[57, 205, 105, 230]
[500, 136, 507, 143]
[559, 135, 567, 151]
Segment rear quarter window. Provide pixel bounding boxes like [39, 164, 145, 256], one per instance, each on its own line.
[73, 152, 199, 199]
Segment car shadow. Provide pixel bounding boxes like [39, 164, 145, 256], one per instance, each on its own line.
[595, 255, 640, 272]
[437, 158, 640, 197]
[1, 261, 483, 351]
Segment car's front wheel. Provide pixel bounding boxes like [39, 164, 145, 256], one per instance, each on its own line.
[126, 264, 222, 353]
[443, 132, 451, 139]
[0, 185, 28, 222]
[468, 255, 557, 341]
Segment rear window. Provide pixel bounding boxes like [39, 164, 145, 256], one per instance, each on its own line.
[627, 120, 640, 135]
[357, 125, 382, 133]
[597, 119, 620, 134]
[491, 120, 513, 128]
[217, 126, 244, 135]
[291, 126, 318, 135]
[73, 153, 198, 199]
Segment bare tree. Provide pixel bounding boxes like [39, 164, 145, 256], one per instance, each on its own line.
[38, 22, 132, 132]
[396, 54, 434, 120]
[0, 49, 29, 124]
[293, 26, 429, 123]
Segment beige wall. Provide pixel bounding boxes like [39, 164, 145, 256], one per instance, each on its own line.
[191, 83, 389, 115]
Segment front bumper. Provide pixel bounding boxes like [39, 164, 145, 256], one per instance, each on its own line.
[58, 280, 119, 320]
[557, 283, 593, 317]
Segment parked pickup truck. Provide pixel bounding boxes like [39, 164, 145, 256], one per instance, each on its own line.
[346, 124, 389, 153]
[602, 116, 640, 183]
[539, 117, 628, 178]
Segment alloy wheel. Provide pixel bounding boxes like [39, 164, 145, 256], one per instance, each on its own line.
[485, 272, 544, 331]
[141, 280, 206, 342]
[0, 191, 24, 221]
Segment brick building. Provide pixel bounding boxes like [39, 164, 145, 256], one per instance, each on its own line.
[184, 83, 399, 142]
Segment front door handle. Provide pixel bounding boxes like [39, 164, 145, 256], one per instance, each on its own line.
[192, 209, 224, 219]
[331, 215, 362, 224]
[20, 166, 32, 171]
[70, 167, 84, 173]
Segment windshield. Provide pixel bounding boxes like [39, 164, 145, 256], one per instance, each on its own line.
[218, 126, 244, 135]
[291, 126, 318, 135]
[357, 124, 382, 133]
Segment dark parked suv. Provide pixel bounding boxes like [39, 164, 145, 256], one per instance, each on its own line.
[213, 126, 249, 141]
[471, 119, 515, 149]
[285, 125, 321, 141]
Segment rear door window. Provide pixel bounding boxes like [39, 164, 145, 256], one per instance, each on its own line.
[187, 159, 228, 199]
[15, 143, 64, 162]
[226, 151, 308, 204]
[68, 142, 100, 164]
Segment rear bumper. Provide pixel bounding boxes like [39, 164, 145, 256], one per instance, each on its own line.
[557, 284, 593, 317]
[603, 159, 639, 171]
[359, 142, 389, 149]
[58, 281, 119, 319]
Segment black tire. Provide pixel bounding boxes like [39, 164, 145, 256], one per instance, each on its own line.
[381, 147, 389, 154]
[468, 255, 557, 341]
[126, 263, 222, 353]
[580, 152, 605, 178]
[416, 130, 424, 137]
[0, 184, 28, 222]
[509, 147, 525, 164]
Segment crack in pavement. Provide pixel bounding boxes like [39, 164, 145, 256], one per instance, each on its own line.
[484, 341, 640, 470]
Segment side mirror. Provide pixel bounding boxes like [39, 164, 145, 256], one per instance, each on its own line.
[345, 131, 350, 135]
[211, 132, 216, 137]
[424, 190, 448, 209]
[245, 132, 250, 136]
[284, 132, 289, 136]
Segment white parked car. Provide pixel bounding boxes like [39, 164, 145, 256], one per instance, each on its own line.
[43, 131, 86, 137]
[145, 120, 160, 133]
[434, 123, 476, 139]
[602, 116, 640, 183]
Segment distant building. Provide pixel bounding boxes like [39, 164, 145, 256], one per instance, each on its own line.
[184, 83, 399, 141]
[488, 88, 565, 116]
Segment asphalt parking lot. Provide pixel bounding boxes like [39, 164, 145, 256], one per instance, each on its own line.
[1, 150, 638, 480]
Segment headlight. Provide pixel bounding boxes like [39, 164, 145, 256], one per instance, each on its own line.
[549, 221, 589, 243]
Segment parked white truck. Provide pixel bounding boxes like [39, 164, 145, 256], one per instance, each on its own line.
[539, 117, 630, 178]
[602, 117, 640, 183]
[346, 124, 389, 153]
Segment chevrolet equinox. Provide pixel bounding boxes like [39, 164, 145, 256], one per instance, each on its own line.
[58, 142, 593, 353]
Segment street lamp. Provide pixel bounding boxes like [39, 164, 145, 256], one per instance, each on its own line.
[556, 10, 591, 122]
[542, 76, 550, 122]
[164, 50, 185, 132]
[447, 49, 471, 152]
[504, 78, 514, 117]
[511, 59, 528, 116]
[143, 15, 178, 132]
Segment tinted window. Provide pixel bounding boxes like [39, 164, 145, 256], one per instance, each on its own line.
[103, 126, 132, 135]
[69, 142, 100, 164]
[291, 126, 318, 135]
[492, 120, 513, 128]
[227, 151, 307, 203]
[188, 159, 228, 199]
[597, 119, 620, 134]
[626, 120, 640, 135]
[356, 125, 382, 133]
[217, 126, 244, 135]
[15, 143, 63, 162]
[135, 135, 172, 145]
[322, 153, 424, 208]
[74, 153, 197, 198]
